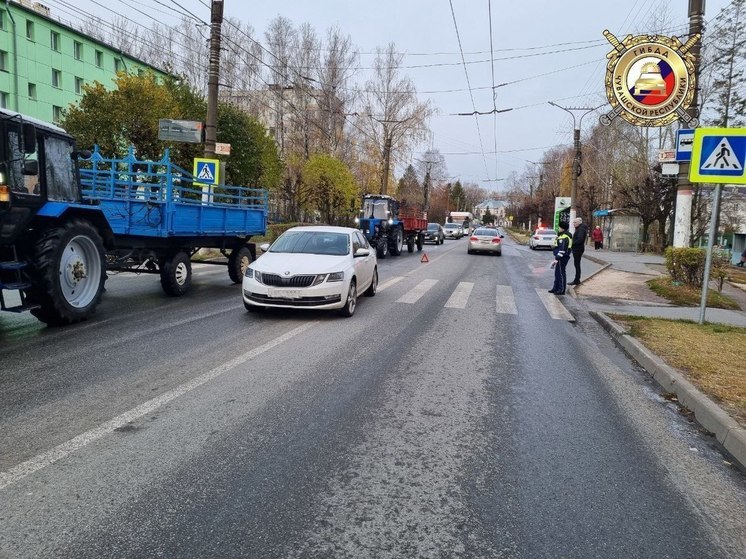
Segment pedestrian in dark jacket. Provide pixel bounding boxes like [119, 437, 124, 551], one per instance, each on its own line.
[591, 225, 603, 250]
[569, 217, 588, 285]
[549, 221, 572, 295]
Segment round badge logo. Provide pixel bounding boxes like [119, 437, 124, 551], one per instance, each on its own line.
[601, 32, 700, 128]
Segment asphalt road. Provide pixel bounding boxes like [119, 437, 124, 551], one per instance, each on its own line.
[1, 235, 745, 558]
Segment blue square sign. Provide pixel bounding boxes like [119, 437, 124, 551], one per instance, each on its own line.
[676, 128, 694, 162]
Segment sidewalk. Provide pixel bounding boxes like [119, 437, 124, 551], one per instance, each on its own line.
[572, 248, 746, 469]
[573, 248, 746, 327]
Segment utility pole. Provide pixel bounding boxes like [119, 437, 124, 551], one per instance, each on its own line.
[204, 0, 224, 159]
[381, 135, 393, 195]
[548, 103, 602, 231]
[673, 0, 705, 247]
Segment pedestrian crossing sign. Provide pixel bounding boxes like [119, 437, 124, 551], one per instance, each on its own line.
[689, 128, 746, 184]
[193, 158, 220, 186]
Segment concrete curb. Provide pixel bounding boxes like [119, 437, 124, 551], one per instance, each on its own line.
[590, 310, 746, 469]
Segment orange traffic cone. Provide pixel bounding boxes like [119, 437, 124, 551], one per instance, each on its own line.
[421, 253, 429, 263]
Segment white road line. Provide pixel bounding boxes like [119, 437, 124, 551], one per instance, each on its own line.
[0, 322, 317, 492]
[378, 276, 404, 292]
[495, 285, 518, 314]
[396, 279, 438, 304]
[444, 282, 474, 309]
[535, 288, 575, 321]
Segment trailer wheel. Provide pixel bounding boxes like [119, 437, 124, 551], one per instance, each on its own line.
[407, 237, 415, 253]
[416, 234, 424, 251]
[160, 251, 192, 296]
[376, 238, 388, 259]
[29, 220, 106, 326]
[390, 227, 403, 256]
[228, 246, 252, 284]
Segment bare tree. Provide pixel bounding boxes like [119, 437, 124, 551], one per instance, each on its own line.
[356, 43, 434, 195]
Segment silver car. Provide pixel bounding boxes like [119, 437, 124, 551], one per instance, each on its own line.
[467, 227, 504, 255]
[443, 222, 463, 239]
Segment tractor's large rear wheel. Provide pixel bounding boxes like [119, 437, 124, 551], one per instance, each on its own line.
[29, 220, 106, 326]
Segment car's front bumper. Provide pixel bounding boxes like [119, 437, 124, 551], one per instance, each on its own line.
[242, 279, 346, 309]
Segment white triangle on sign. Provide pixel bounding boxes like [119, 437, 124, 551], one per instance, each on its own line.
[701, 137, 743, 171]
[197, 163, 215, 181]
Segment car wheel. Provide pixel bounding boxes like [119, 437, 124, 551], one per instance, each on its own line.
[467, 249, 473, 255]
[339, 279, 357, 317]
[364, 267, 378, 296]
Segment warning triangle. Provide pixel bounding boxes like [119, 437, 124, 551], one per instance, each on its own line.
[421, 253, 429, 263]
[702, 138, 743, 170]
[197, 163, 215, 181]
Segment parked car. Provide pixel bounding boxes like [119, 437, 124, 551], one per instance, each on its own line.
[443, 222, 463, 239]
[425, 222, 445, 244]
[467, 227, 504, 256]
[529, 228, 558, 250]
[242, 226, 377, 317]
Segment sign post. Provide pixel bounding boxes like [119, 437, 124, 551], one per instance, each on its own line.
[193, 158, 220, 204]
[688, 127, 746, 324]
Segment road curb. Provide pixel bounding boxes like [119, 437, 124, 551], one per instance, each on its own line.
[590, 310, 746, 469]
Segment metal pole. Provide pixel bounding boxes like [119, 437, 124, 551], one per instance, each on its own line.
[673, 0, 705, 247]
[204, 0, 224, 159]
[698, 183, 722, 324]
[381, 135, 392, 195]
[548, 103, 601, 231]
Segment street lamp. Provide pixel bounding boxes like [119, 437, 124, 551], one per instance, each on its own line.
[548, 102, 603, 230]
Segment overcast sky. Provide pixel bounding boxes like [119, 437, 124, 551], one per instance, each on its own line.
[54, 0, 734, 192]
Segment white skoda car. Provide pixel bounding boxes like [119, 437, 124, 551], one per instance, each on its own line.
[242, 226, 378, 317]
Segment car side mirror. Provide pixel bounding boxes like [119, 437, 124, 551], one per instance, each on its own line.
[259, 243, 270, 253]
[22, 159, 38, 176]
[354, 248, 370, 258]
[22, 123, 36, 153]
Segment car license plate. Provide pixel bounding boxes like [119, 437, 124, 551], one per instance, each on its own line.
[268, 288, 303, 299]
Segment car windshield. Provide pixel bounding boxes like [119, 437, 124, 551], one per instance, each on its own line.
[362, 198, 389, 219]
[474, 228, 498, 236]
[427, 223, 439, 231]
[270, 231, 350, 255]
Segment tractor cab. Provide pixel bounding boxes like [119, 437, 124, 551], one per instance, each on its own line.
[360, 194, 398, 222]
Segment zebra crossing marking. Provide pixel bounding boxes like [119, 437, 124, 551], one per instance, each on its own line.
[397, 279, 438, 304]
[495, 285, 518, 314]
[377, 276, 404, 292]
[444, 282, 474, 309]
[535, 288, 575, 321]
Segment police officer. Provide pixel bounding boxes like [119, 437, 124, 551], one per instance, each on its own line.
[549, 221, 572, 295]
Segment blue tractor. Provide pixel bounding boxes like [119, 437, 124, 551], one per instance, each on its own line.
[355, 194, 427, 258]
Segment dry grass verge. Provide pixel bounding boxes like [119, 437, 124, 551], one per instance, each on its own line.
[647, 276, 741, 309]
[610, 315, 746, 428]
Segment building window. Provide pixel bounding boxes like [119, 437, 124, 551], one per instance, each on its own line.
[0, 91, 7, 109]
[28, 83, 36, 100]
[26, 20, 34, 40]
[0, 50, 7, 72]
[95, 50, 103, 68]
[52, 105, 62, 123]
[0, 11, 5, 31]
[51, 31, 60, 51]
[74, 41, 83, 60]
[75, 77, 83, 94]
[114, 58, 123, 73]
[52, 69, 61, 88]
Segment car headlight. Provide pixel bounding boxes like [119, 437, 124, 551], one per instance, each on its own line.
[312, 274, 327, 286]
[327, 271, 344, 282]
[247, 269, 263, 283]
[388, 218, 393, 225]
[354, 217, 360, 224]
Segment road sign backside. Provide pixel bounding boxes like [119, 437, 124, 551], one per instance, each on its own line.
[689, 128, 746, 184]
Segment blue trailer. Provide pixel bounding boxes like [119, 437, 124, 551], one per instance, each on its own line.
[0, 109, 268, 325]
